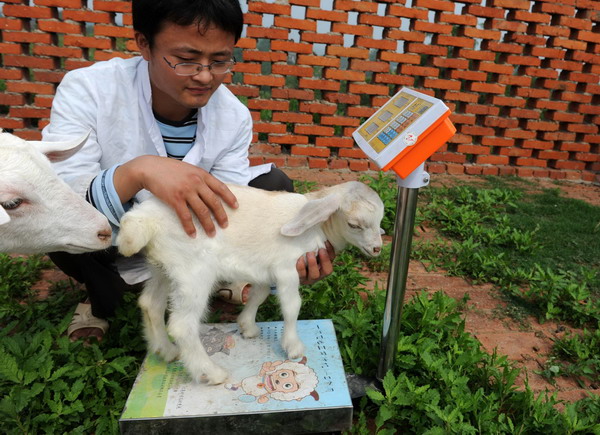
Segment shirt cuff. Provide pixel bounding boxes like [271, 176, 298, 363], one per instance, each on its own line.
[88, 165, 133, 227]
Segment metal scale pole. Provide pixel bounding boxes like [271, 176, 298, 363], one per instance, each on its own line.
[377, 163, 430, 380]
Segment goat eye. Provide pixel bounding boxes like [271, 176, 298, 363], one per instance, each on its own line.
[1, 198, 23, 210]
[348, 222, 362, 230]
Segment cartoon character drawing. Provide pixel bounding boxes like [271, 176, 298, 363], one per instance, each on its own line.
[200, 327, 235, 356]
[226, 356, 319, 404]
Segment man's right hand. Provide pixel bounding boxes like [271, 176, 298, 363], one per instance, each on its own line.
[114, 155, 238, 237]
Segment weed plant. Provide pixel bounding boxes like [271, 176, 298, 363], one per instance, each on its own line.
[1, 174, 599, 433]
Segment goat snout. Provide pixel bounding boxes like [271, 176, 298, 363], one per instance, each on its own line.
[373, 246, 381, 255]
[97, 227, 112, 242]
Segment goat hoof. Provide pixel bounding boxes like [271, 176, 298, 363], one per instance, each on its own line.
[205, 365, 229, 385]
[159, 344, 180, 362]
[282, 339, 305, 360]
[240, 323, 260, 339]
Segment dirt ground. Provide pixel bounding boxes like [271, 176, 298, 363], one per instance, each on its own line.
[33, 171, 600, 403]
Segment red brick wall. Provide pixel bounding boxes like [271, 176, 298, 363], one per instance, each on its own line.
[1, 0, 599, 183]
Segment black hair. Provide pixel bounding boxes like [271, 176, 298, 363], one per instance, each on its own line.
[132, 0, 244, 47]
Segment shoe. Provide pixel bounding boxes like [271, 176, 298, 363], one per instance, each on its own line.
[216, 282, 251, 305]
[67, 302, 109, 342]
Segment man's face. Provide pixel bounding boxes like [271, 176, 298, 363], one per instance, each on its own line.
[136, 22, 236, 121]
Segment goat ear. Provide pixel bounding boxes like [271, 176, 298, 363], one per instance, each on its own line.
[281, 194, 342, 236]
[0, 207, 10, 225]
[29, 130, 91, 162]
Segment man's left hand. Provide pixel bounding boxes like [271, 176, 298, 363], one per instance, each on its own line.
[297, 241, 336, 285]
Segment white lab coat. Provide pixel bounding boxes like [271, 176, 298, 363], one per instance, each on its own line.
[42, 56, 269, 199]
[42, 56, 270, 283]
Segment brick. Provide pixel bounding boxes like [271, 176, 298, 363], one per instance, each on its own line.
[248, 2, 290, 15]
[301, 32, 344, 45]
[348, 160, 369, 171]
[37, 20, 82, 34]
[348, 82, 388, 95]
[300, 78, 340, 91]
[355, 37, 397, 51]
[9, 107, 51, 119]
[477, 155, 510, 165]
[93, 1, 131, 13]
[323, 93, 361, 104]
[0, 17, 23, 31]
[35, 0, 82, 7]
[538, 150, 569, 160]
[0, 93, 25, 105]
[0, 42, 22, 55]
[295, 125, 334, 136]
[320, 116, 359, 127]
[299, 102, 337, 115]
[315, 137, 354, 148]
[522, 140, 555, 150]
[414, 0, 455, 12]
[63, 35, 111, 49]
[270, 135, 308, 145]
[327, 45, 369, 59]
[423, 78, 461, 91]
[247, 100, 289, 111]
[296, 55, 339, 67]
[271, 40, 313, 54]
[4, 55, 56, 69]
[336, 0, 379, 12]
[291, 146, 330, 157]
[351, 59, 390, 73]
[324, 69, 365, 81]
[491, 0, 530, 9]
[553, 161, 586, 170]
[94, 24, 135, 38]
[243, 51, 287, 62]
[271, 88, 314, 100]
[339, 148, 368, 159]
[7, 81, 55, 95]
[33, 45, 83, 58]
[244, 75, 286, 87]
[3, 31, 53, 44]
[3, 5, 53, 19]
[437, 35, 475, 48]
[246, 27, 289, 40]
[401, 65, 439, 77]
[0, 69, 24, 80]
[306, 8, 348, 22]
[271, 64, 313, 77]
[274, 17, 316, 31]
[332, 23, 373, 37]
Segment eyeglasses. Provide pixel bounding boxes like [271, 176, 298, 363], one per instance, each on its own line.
[163, 57, 236, 76]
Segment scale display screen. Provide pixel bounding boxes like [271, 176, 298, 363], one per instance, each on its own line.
[355, 91, 434, 154]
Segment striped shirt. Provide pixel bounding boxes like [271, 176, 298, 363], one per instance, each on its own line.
[88, 110, 199, 229]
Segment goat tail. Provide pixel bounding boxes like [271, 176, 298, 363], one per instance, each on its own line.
[117, 212, 156, 257]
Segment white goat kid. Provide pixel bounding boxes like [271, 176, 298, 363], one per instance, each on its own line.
[0, 130, 112, 254]
[117, 181, 384, 385]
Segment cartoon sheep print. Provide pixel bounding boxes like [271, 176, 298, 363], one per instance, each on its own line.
[226, 357, 319, 404]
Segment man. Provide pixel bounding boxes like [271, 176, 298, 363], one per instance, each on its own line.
[43, 0, 334, 342]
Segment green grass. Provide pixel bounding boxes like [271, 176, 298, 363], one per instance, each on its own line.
[1, 174, 599, 433]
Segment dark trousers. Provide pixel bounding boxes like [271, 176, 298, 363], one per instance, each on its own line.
[50, 167, 294, 319]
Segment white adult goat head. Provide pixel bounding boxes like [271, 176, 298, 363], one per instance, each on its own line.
[0, 130, 112, 254]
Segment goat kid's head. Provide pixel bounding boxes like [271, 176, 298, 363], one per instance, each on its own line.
[0, 130, 112, 254]
[281, 181, 384, 257]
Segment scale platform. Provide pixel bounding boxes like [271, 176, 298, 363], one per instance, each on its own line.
[119, 319, 353, 434]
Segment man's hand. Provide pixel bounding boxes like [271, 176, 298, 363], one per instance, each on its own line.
[296, 241, 336, 285]
[114, 155, 238, 237]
